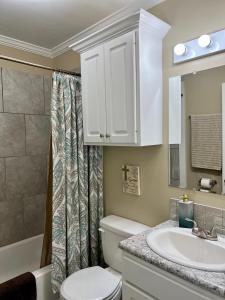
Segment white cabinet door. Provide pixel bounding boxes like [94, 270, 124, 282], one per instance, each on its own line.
[104, 31, 137, 144]
[81, 46, 106, 144]
[123, 282, 156, 300]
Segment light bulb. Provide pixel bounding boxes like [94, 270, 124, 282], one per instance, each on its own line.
[198, 34, 212, 48]
[174, 43, 187, 56]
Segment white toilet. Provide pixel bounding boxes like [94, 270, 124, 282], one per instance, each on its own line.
[60, 215, 150, 300]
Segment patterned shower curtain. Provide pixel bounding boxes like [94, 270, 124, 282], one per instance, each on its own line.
[51, 72, 104, 293]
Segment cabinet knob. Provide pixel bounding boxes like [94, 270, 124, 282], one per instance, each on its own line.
[106, 134, 110, 138]
[100, 133, 104, 138]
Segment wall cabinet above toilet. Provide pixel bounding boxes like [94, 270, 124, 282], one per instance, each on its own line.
[71, 9, 170, 146]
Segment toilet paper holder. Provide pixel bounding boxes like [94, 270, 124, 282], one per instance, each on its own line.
[198, 178, 217, 192]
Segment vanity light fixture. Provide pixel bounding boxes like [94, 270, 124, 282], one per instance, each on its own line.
[173, 28, 225, 64]
[174, 43, 187, 56]
[198, 34, 212, 48]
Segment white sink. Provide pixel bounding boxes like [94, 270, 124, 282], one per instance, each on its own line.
[146, 227, 225, 272]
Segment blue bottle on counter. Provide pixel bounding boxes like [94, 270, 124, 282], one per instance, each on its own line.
[178, 194, 194, 228]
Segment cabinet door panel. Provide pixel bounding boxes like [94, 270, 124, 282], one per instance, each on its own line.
[104, 31, 137, 144]
[81, 46, 106, 144]
[123, 282, 157, 300]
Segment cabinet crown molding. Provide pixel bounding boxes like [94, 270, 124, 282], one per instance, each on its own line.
[70, 9, 170, 53]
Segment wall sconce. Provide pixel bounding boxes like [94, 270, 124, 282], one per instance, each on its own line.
[173, 28, 225, 64]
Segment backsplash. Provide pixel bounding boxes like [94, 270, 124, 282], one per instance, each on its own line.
[170, 198, 225, 234]
[0, 68, 51, 247]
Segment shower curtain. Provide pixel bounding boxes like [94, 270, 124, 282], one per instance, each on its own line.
[40, 136, 53, 268]
[51, 72, 103, 293]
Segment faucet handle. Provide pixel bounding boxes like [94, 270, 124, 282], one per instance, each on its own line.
[208, 225, 218, 241]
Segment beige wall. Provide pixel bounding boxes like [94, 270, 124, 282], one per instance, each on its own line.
[0, 45, 80, 76]
[0, 44, 53, 76]
[2, 0, 225, 227]
[53, 49, 80, 72]
[184, 67, 224, 116]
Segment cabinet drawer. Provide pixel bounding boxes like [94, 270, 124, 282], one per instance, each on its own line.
[123, 282, 156, 300]
[123, 255, 221, 300]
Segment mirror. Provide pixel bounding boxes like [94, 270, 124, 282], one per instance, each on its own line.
[169, 65, 225, 194]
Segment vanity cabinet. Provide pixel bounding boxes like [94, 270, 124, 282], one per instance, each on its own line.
[122, 253, 222, 300]
[72, 10, 170, 146]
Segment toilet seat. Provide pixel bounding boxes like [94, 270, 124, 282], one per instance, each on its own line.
[60, 266, 122, 300]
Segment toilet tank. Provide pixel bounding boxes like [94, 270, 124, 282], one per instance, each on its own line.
[100, 215, 150, 273]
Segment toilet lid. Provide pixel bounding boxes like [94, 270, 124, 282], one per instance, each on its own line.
[61, 266, 121, 300]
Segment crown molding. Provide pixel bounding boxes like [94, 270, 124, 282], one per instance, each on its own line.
[0, 34, 53, 58]
[70, 8, 170, 53]
[51, 38, 74, 58]
[51, 0, 166, 57]
[0, 0, 166, 59]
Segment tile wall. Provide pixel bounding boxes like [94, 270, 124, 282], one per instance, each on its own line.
[170, 198, 225, 235]
[0, 68, 51, 247]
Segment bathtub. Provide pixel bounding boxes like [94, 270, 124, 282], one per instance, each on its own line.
[0, 234, 57, 300]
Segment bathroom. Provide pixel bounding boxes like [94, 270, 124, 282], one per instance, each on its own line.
[0, 0, 225, 299]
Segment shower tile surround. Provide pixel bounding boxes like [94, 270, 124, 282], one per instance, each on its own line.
[0, 68, 51, 247]
[170, 198, 225, 234]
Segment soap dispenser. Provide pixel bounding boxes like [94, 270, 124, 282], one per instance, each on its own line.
[178, 194, 194, 228]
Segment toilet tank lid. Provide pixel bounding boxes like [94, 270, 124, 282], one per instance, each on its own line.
[100, 215, 150, 237]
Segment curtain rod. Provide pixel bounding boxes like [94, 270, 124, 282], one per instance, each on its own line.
[0, 55, 81, 77]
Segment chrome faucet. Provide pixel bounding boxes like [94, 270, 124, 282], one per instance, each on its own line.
[185, 218, 218, 241]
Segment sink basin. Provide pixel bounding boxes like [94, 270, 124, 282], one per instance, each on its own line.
[146, 227, 225, 272]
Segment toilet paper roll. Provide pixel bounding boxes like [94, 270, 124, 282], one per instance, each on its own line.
[200, 178, 212, 189]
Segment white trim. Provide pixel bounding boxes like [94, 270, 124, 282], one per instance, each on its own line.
[179, 81, 187, 189]
[0, 34, 53, 58]
[51, 40, 73, 58]
[169, 76, 182, 144]
[70, 9, 170, 53]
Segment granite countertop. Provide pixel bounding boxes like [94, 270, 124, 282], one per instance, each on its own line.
[119, 220, 225, 298]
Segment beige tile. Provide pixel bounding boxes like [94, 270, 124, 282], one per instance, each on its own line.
[194, 203, 206, 220]
[0, 200, 24, 246]
[205, 206, 222, 231]
[205, 206, 222, 217]
[169, 198, 178, 221]
[195, 217, 205, 229]
[6, 155, 47, 200]
[2, 68, 45, 114]
[23, 194, 46, 238]
[44, 76, 51, 115]
[0, 113, 25, 157]
[0, 159, 6, 202]
[193, 204, 206, 229]
[25, 115, 50, 155]
[217, 228, 225, 236]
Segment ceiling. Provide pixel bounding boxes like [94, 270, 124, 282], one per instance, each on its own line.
[0, 0, 132, 49]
